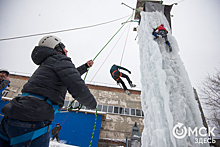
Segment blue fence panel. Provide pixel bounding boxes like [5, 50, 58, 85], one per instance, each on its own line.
[52, 111, 102, 147]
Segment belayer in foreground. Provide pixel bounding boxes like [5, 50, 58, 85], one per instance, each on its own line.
[152, 24, 172, 52]
[110, 64, 136, 95]
[0, 35, 97, 147]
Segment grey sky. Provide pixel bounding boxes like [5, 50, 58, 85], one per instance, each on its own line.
[0, 0, 219, 91]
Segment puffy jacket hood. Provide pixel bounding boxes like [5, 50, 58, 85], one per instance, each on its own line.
[31, 46, 58, 65]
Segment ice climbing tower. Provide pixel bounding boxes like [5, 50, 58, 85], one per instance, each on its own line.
[135, 1, 210, 147]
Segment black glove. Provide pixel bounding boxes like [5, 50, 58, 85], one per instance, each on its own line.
[152, 29, 156, 35]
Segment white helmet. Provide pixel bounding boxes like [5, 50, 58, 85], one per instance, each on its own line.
[38, 35, 61, 49]
[0, 69, 9, 76]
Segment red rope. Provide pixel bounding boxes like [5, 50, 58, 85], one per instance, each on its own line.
[60, 111, 71, 126]
[60, 101, 77, 126]
[120, 13, 133, 66]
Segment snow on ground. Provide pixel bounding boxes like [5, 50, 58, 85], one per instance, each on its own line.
[138, 11, 209, 147]
[49, 140, 78, 147]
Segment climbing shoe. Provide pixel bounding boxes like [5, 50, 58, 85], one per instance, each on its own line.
[125, 90, 131, 96]
[129, 83, 136, 88]
[169, 45, 172, 52]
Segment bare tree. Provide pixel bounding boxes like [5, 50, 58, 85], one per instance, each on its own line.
[200, 70, 220, 137]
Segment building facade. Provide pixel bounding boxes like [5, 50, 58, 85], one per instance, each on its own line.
[2, 74, 144, 146]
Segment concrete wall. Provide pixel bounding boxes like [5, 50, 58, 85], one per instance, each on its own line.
[5, 74, 28, 98]
[87, 86, 144, 140]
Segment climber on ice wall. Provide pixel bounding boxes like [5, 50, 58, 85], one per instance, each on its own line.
[152, 24, 172, 52]
[110, 64, 136, 96]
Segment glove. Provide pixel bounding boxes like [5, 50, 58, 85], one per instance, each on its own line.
[152, 29, 157, 35]
[86, 60, 94, 67]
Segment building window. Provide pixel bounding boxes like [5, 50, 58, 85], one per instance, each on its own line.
[62, 101, 144, 117]
[108, 106, 113, 113]
[136, 109, 141, 116]
[97, 105, 102, 111]
[119, 107, 125, 115]
[114, 107, 119, 114]
[102, 105, 107, 112]
[125, 108, 129, 115]
[131, 109, 135, 116]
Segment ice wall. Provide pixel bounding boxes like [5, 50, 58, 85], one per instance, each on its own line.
[137, 11, 209, 147]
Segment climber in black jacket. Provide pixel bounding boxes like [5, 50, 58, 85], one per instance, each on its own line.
[0, 35, 97, 147]
[110, 64, 136, 95]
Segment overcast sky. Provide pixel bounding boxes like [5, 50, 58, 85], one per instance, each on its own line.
[0, 0, 220, 92]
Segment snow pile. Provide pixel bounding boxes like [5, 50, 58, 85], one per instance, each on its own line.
[138, 11, 209, 147]
[49, 140, 78, 147]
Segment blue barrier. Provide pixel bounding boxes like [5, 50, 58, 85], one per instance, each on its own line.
[52, 110, 102, 147]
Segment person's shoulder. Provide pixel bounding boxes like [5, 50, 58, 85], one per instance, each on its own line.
[48, 53, 71, 63]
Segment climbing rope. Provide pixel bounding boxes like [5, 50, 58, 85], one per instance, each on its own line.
[60, 111, 71, 127]
[86, 1, 149, 146]
[62, 1, 150, 146]
[59, 22, 131, 146]
[84, 0, 149, 80]
[83, 13, 134, 80]
[0, 15, 131, 41]
[158, 0, 165, 25]
[88, 108, 97, 147]
[60, 100, 79, 127]
[120, 12, 133, 66]
[85, 14, 134, 147]
[89, 25, 129, 84]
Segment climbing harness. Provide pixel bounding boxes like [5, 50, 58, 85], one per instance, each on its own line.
[21, 93, 60, 114]
[0, 123, 52, 146]
[0, 92, 56, 146]
[11, 125, 52, 146]
[112, 70, 122, 81]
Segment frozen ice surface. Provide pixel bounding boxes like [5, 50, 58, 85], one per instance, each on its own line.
[138, 11, 209, 147]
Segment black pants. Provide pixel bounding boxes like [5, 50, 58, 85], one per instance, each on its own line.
[51, 134, 59, 142]
[158, 30, 169, 44]
[116, 73, 132, 91]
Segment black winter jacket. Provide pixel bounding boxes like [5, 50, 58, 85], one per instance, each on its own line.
[1, 46, 97, 121]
